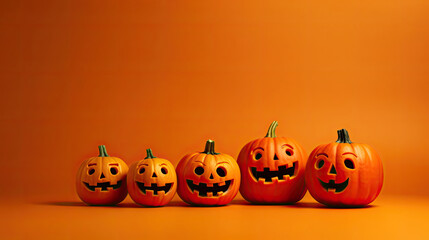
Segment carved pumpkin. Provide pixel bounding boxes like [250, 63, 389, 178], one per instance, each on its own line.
[76, 145, 129, 205]
[305, 129, 383, 207]
[127, 149, 177, 206]
[176, 140, 241, 206]
[237, 121, 307, 204]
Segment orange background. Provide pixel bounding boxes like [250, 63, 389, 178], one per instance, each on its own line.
[1, 0, 429, 239]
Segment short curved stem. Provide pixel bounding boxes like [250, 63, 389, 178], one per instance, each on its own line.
[202, 140, 219, 155]
[98, 145, 109, 157]
[144, 148, 156, 159]
[265, 121, 278, 138]
[335, 129, 352, 143]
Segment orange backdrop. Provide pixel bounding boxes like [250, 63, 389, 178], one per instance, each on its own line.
[1, 0, 429, 203]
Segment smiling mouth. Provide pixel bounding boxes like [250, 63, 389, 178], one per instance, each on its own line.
[186, 179, 232, 197]
[318, 178, 349, 193]
[250, 162, 297, 182]
[83, 181, 122, 191]
[136, 182, 173, 195]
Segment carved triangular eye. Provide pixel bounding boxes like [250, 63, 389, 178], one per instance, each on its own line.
[274, 154, 279, 160]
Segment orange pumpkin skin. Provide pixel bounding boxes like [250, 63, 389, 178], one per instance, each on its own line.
[305, 129, 383, 207]
[237, 121, 307, 204]
[76, 145, 129, 205]
[176, 140, 241, 206]
[127, 149, 177, 207]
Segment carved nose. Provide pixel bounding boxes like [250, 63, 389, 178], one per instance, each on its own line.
[209, 173, 214, 179]
[100, 172, 105, 179]
[152, 172, 157, 178]
[329, 165, 337, 174]
[274, 153, 279, 160]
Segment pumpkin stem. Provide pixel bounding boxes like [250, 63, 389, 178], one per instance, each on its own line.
[336, 129, 352, 143]
[265, 121, 278, 138]
[202, 139, 219, 155]
[144, 148, 157, 159]
[98, 145, 110, 157]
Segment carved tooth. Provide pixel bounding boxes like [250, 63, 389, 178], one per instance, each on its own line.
[207, 192, 213, 197]
[285, 175, 291, 181]
[207, 182, 214, 187]
[328, 188, 336, 193]
[218, 181, 226, 186]
[258, 178, 265, 184]
[272, 177, 279, 183]
[217, 191, 224, 196]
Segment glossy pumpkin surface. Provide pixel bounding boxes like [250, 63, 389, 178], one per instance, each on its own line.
[305, 129, 383, 207]
[127, 149, 177, 206]
[76, 145, 129, 205]
[176, 140, 241, 206]
[237, 121, 307, 204]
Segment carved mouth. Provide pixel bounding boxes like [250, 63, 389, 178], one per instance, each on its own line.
[83, 181, 122, 191]
[318, 178, 349, 193]
[186, 179, 232, 197]
[250, 162, 297, 182]
[136, 182, 173, 195]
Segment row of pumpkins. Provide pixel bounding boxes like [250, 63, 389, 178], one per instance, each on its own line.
[76, 121, 383, 207]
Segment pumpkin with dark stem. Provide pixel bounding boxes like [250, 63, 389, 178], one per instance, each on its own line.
[237, 121, 307, 204]
[127, 149, 177, 206]
[76, 145, 129, 205]
[305, 129, 383, 207]
[176, 140, 241, 206]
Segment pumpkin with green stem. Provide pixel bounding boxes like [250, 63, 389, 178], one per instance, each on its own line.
[127, 149, 177, 206]
[237, 121, 307, 204]
[305, 129, 383, 207]
[76, 145, 128, 205]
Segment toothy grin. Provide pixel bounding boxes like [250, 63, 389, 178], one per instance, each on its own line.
[186, 180, 232, 197]
[137, 182, 173, 195]
[318, 178, 349, 193]
[83, 181, 122, 191]
[250, 162, 297, 182]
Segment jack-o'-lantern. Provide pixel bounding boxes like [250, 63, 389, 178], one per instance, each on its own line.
[305, 129, 383, 207]
[127, 149, 177, 206]
[237, 121, 307, 204]
[76, 145, 129, 205]
[176, 140, 241, 206]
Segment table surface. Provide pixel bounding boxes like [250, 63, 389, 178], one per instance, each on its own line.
[2, 194, 429, 240]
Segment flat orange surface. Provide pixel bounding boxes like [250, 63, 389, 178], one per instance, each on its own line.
[3, 194, 429, 240]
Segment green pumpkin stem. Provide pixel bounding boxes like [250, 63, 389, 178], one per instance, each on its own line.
[336, 129, 352, 143]
[265, 121, 278, 138]
[144, 148, 157, 159]
[98, 145, 110, 157]
[202, 140, 219, 155]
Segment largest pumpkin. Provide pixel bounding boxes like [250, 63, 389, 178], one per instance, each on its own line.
[305, 129, 383, 207]
[237, 121, 307, 204]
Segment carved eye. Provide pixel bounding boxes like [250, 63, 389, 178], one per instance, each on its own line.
[195, 166, 204, 175]
[88, 168, 95, 175]
[344, 159, 355, 169]
[254, 153, 262, 160]
[161, 167, 168, 174]
[110, 167, 118, 175]
[216, 167, 226, 177]
[286, 149, 293, 156]
[139, 167, 145, 174]
[316, 160, 324, 169]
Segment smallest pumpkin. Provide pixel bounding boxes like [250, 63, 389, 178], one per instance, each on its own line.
[127, 149, 177, 206]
